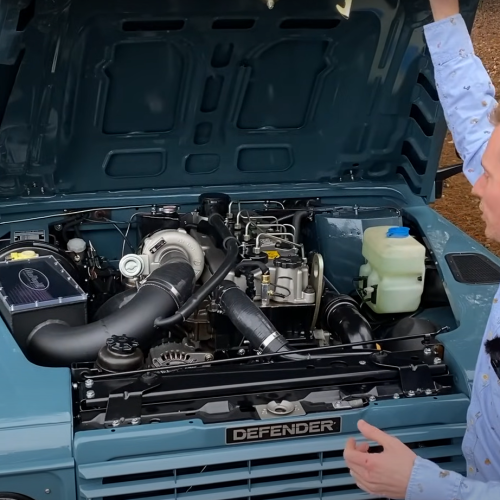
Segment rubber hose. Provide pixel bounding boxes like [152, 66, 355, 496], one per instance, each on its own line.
[216, 281, 289, 354]
[154, 213, 239, 328]
[27, 257, 196, 367]
[292, 210, 309, 243]
[216, 282, 374, 360]
[322, 292, 375, 348]
[62, 216, 85, 243]
[234, 260, 269, 277]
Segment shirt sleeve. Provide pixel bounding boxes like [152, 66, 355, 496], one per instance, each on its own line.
[423, 13, 497, 186]
[406, 456, 500, 500]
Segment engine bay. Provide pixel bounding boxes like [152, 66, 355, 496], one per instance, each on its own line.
[0, 194, 458, 429]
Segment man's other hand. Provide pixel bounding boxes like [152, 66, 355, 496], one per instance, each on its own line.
[343, 420, 417, 499]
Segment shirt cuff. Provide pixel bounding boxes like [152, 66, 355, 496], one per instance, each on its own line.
[406, 457, 461, 500]
[423, 14, 475, 66]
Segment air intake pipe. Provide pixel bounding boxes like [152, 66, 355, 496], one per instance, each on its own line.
[215, 281, 290, 354]
[320, 291, 375, 348]
[27, 251, 196, 367]
[154, 213, 239, 329]
[215, 282, 374, 359]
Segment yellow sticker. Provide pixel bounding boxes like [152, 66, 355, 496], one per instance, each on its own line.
[10, 251, 38, 260]
[265, 250, 280, 259]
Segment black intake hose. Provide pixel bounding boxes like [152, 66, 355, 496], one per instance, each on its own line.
[154, 213, 239, 329]
[216, 281, 375, 359]
[292, 210, 309, 243]
[26, 253, 196, 367]
[216, 281, 290, 354]
[321, 292, 375, 348]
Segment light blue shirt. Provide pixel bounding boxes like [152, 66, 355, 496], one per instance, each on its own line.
[406, 13, 500, 500]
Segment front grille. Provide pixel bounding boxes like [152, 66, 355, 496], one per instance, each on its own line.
[77, 428, 465, 500]
[445, 253, 500, 284]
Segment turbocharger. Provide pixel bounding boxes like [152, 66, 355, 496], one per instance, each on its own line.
[119, 229, 205, 280]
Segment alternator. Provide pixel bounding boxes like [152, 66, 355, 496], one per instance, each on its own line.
[147, 341, 212, 371]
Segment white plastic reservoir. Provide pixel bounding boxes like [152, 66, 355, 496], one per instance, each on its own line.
[358, 226, 426, 314]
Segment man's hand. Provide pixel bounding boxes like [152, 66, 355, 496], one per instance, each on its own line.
[429, 0, 459, 20]
[343, 420, 417, 500]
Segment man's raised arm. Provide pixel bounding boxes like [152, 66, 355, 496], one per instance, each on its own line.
[424, 0, 497, 185]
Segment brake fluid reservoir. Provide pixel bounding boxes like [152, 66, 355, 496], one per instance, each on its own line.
[358, 226, 426, 314]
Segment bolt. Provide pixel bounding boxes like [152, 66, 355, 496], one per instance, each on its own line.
[45, 489, 51, 494]
[85, 379, 94, 388]
[131, 418, 140, 425]
[112, 420, 120, 427]
[72, 383, 78, 389]
[369, 395, 376, 402]
[86, 390, 95, 399]
[261, 409, 267, 415]
[424, 347, 432, 355]
[205, 353, 214, 361]
[408, 390, 415, 397]
[237, 349, 246, 356]
[434, 357, 442, 365]
[425, 389, 433, 396]
[334, 401, 342, 408]
[141, 371, 157, 382]
[267, 0, 274, 8]
[359, 360, 366, 365]
[393, 393, 400, 399]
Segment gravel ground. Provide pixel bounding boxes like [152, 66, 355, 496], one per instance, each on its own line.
[432, 0, 500, 256]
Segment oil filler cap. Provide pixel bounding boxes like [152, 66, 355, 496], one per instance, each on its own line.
[274, 255, 302, 269]
[387, 226, 410, 238]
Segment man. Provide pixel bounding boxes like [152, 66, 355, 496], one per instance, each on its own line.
[343, 0, 500, 499]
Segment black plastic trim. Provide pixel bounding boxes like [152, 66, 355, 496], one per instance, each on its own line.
[445, 252, 500, 285]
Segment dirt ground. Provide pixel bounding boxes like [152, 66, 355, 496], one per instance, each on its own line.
[432, 0, 500, 256]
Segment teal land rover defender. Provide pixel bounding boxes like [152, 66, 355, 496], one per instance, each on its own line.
[0, 0, 497, 499]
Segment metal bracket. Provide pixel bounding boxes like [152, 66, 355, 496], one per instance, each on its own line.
[309, 252, 324, 331]
[370, 351, 435, 397]
[434, 162, 463, 199]
[103, 373, 161, 427]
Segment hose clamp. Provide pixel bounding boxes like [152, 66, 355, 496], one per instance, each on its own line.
[215, 282, 238, 304]
[259, 331, 280, 354]
[142, 281, 183, 308]
[161, 282, 183, 307]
